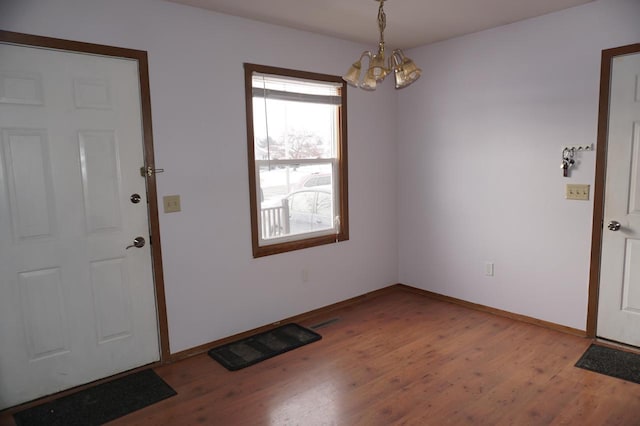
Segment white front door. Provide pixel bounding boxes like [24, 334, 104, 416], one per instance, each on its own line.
[0, 41, 159, 409]
[597, 49, 640, 347]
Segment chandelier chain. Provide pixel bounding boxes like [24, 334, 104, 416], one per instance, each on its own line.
[377, 0, 386, 51]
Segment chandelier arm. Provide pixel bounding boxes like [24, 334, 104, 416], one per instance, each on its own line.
[359, 51, 373, 62]
[389, 49, 403, 69]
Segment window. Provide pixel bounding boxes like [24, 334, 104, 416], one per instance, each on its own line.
[244, 63, 348, 257]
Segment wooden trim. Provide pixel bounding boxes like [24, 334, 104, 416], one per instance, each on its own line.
[586, 48, 612, 337]
[338, 83, 349, 242]
[245, 63, 261, 256]
[137, 50, 171, 362]
[396, 284, 587, 337]
[586, 43, 640, 338]
[246, 63, 345, 85]
[169, 285, 398, 362]
[0, 30, 170, 360]
[243, 63, 349, 258]
[593, 338, 640, 355]
[0, 30, 145, 60]
[170, 282, 587, 363]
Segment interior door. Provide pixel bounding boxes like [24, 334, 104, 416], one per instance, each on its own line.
[597, 47, 640, 347]
[0, 40, 160, 409]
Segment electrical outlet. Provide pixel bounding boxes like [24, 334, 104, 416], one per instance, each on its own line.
[565, 184, 590, 201]
[485, 262, 494, 277]
[163, 195, 181, 213]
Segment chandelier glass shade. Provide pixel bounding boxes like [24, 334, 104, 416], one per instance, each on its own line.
[343, 0, 421, 90]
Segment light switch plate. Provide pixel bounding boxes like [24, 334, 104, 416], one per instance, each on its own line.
[163, 195, 181, 213]
[566, 184, 590, 201]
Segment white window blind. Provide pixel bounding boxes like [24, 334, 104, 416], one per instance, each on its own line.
[252, 73, 342, 105]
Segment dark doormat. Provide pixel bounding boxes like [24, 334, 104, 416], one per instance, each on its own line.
[208, 323, 322, 371]
[13, 369, 176, 426]
[575, 344, 640, 384]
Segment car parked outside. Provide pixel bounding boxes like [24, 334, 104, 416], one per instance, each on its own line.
[284, 185, 333, 235]
[295, 172, 331, 190]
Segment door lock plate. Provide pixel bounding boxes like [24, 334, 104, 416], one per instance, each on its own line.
[140, 166, 164, 177]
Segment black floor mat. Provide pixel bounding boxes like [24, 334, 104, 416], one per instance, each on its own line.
[208, 323, 322, 371]
[575, 344, 640, 384]
[13, 369, 176, 426]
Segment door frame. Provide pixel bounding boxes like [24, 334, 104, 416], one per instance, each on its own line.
[587, 43, 640, 337]
[0, 30, 170, 362]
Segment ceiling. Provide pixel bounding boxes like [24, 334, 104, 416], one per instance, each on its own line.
[167, 0, 595, 49]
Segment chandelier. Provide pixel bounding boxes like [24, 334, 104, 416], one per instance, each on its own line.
[343, 0, 421, 90]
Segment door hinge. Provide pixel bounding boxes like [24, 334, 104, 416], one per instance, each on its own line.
[140, 166, 164, 177]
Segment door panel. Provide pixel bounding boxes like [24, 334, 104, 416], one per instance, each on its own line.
[597, 51, 640, 347]
[622, 239, 640, 312]
[18, 267, 69, 360]
[90, 257, 133, 343]
[79, 130, 123, 233]
[0, 41, 159, 409]
[2, 128, 56, 240]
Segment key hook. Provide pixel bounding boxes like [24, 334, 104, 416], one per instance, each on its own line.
[561, 147, 575, 177]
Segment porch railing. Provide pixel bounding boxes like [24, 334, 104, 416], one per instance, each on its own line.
[260, 200, 289, 239]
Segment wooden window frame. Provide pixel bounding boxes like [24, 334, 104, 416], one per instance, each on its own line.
[244, 63, 349, 258]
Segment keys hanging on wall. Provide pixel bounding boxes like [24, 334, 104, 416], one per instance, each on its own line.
[561, 147, 575, 177]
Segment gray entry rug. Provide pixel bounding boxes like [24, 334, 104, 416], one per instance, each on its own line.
[208, 323, 322, 371]
[575, 344, 640, 384]
[13, 369, 176, 426]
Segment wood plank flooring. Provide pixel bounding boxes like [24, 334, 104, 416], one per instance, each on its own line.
[3, 287, 640, 425]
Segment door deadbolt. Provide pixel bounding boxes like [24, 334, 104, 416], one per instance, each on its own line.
[607, 220, 621, 231]
[126, 236, 146, 249]
[130, 193, 141, 204]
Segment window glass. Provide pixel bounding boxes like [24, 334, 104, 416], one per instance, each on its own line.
[245, 64, 349, 257]
[289, 191, 315, 214]
[316, 192, 332, 217]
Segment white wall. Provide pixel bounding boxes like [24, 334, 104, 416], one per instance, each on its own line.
[0, 0, 399, 353]
[4, 0, 638, 353]
[397, 0, 640, 330]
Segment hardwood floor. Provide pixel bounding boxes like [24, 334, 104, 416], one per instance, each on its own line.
[3, 287, 640, 425]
